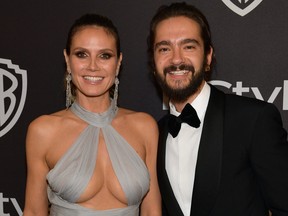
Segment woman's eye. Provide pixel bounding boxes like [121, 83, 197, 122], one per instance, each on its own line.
[100, 53, 112, 59]
[75, 51, 87, 58]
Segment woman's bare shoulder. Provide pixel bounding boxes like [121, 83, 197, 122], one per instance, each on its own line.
[117, 108, 158, 135]
[26, 109, 76, 148]
[118, 108, 156, 124]
[28, 109, 69, 133]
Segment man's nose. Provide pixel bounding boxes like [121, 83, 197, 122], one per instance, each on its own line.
[170, 48, 184, 65]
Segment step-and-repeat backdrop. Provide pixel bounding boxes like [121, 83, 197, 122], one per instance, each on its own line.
[1, 0, 287, 214]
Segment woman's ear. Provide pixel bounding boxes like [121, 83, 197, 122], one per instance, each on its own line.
[63, 49, 70, 72]
[116, 53, 123, 76]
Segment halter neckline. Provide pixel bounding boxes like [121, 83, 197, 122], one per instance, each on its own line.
[70, 100, 118, 128]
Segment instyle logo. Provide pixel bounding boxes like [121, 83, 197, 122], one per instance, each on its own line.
[209, 80, 288, 110]
[0, 58, 27, 137]
[0, 192, 22, 215]
[222, 0, 263, 16]
[162, 80, 288, 111]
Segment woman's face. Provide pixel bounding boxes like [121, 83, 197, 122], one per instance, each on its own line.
[64, 26, 122, 101]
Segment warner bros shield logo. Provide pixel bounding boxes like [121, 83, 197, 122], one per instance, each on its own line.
[0, 58, 27, 137]
[222, 0, 263, 16]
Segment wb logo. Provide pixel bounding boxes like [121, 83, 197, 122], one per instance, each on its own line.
[222, 0, 263, 16]
[0, 58, 27, 137]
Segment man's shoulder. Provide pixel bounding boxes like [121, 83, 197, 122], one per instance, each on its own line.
[158, 114, 170, 126]
[210, 84, 268, 107]
[210, 85, 279, 117]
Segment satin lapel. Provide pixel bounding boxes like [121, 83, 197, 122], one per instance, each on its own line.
[157, 116, 184, 216]
[190, 86, 225, 216]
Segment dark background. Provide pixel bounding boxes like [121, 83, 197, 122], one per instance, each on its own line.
[1, 0, 287, 214]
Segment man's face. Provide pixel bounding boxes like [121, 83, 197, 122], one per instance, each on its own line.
[153, 16, 212, 103]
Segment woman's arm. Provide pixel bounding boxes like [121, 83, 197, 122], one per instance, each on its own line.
[139, 114, 162, 216]
[23, 117, 50, 216]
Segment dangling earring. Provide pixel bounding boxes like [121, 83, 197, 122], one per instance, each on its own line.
[66, 72, 72, 109]
[113, 76, 119, 107]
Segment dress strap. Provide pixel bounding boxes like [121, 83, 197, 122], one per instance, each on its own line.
[70, 100, 118, 128]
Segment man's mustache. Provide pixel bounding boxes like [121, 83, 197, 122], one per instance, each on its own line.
[163, 64, 195, 75]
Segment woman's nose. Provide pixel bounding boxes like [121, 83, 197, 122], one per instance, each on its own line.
[87, 59, 99, 72]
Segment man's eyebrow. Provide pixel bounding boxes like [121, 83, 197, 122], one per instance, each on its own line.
[154, 40, 171, 50]
[154, 38, 200, 50]
[180, 38, 200, 46]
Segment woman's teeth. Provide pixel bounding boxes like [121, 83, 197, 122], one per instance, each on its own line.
[84, 76, 103, 81]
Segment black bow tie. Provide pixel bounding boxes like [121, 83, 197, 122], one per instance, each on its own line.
[168, 103, 200, 138]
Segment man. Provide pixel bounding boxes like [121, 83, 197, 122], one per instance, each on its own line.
[147, 2, 288, 216]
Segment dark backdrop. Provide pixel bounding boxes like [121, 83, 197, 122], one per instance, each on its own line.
[0, 0, 287, 214]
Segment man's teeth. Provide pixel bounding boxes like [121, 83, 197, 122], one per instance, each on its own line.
[84, 76, 103, 81]
[170, 70, 189, 75]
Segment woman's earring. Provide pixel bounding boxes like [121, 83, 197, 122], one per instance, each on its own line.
[113, 76, 119, 107]
[66, 72, 72, 109]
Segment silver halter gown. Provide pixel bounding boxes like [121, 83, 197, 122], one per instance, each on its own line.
[46, 101, 150, 216]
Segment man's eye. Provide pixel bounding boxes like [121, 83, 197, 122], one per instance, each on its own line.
[185, 45, 195, 50]
[158, 47, 169, 53]
[184, 45, 196, 50]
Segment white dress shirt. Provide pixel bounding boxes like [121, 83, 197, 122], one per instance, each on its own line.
[165, 82, 211, 216]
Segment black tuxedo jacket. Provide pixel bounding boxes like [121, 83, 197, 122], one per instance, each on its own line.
[157, 85, 288, 216]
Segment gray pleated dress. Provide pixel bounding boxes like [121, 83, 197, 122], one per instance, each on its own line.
[46, 101, 150, 215]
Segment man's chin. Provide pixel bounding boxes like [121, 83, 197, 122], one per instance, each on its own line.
[166, 85, 189, 92]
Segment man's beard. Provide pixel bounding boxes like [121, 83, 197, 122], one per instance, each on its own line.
[155, 63, 205, 103]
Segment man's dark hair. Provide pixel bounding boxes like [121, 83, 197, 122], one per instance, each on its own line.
[147, 2, 215, 78]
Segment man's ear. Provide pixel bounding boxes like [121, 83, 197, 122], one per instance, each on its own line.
[206, 46, 213, 66]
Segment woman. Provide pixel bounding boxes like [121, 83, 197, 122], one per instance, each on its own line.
[23, 14, 161, 216]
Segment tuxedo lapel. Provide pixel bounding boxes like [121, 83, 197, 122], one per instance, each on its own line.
[157, 116, 184, 216]
[190, 86, 225, 216]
